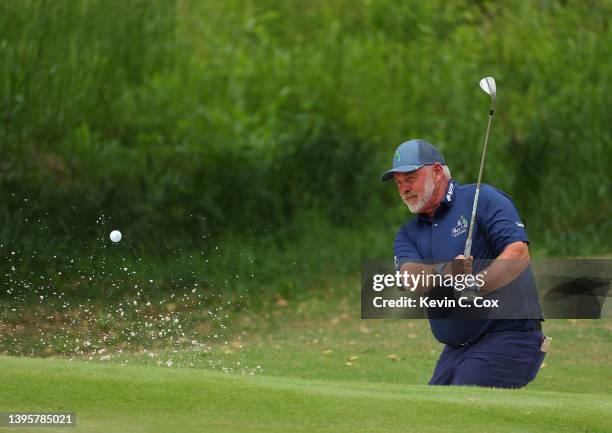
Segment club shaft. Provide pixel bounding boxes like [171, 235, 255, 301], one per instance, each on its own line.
[464, 105, 495, 258]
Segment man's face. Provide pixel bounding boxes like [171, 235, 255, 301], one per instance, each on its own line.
[393, 166, 436, 213]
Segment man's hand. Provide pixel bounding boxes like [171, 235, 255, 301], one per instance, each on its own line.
[443, 255, 474, 277]
[443, 255, 479, 299]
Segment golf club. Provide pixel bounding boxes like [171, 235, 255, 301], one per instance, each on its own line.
[464, 76, 496, 258]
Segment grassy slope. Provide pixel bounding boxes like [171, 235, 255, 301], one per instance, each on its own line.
[1, 284, 611, 433]
[1, 357, 611, 433]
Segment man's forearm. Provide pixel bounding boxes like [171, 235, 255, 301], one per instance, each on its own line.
[397, 241, 529, 295]
[399, 262, 438, 293]
[478, 241, 530, 296]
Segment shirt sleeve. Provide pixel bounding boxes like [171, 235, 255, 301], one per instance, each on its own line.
[393, 225, 422, 270]
[479, 185, 529, 256]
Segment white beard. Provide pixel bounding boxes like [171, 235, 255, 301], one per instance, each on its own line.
[403, 170, 435, 213]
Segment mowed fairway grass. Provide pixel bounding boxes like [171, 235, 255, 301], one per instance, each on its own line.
[1, 287, 611, 433]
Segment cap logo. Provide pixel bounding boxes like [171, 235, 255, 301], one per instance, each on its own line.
[394, 150, 401, 163]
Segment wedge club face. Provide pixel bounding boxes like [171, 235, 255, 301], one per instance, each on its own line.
[479, 76, 496, 102]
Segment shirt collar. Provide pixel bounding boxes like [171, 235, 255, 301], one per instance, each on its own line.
[442, 178, 457, 207]
[417, 179, 457, 222]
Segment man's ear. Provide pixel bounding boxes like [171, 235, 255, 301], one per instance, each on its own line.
[433, 163, 444, 182]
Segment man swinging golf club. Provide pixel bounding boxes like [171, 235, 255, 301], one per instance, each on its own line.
[381, 77, 548, 388]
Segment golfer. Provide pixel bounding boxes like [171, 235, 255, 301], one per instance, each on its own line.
[381, 138, 547, 388]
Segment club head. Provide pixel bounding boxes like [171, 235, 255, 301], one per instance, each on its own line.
[479, 76, 496, 101]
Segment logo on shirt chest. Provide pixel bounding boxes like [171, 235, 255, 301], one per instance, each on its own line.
[451, 214, 468, 237]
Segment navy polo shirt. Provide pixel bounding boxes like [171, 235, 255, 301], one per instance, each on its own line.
[394, 179, 539, 346]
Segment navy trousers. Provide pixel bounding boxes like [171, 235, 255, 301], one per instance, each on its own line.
[429, 330, 546, 388]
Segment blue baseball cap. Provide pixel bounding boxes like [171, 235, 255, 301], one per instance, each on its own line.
[380, 139, 446, 182]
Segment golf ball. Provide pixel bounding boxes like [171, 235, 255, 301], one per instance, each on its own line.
[110, 230, 122, 243]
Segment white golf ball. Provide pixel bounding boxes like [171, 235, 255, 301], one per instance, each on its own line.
[110, 230, 122, 243]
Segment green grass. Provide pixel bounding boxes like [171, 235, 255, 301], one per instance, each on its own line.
[1, 282, 611, 432]
[1, 356, 611, 433]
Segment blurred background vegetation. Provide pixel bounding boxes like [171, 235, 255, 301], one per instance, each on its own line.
[1, 0, 610, 300]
